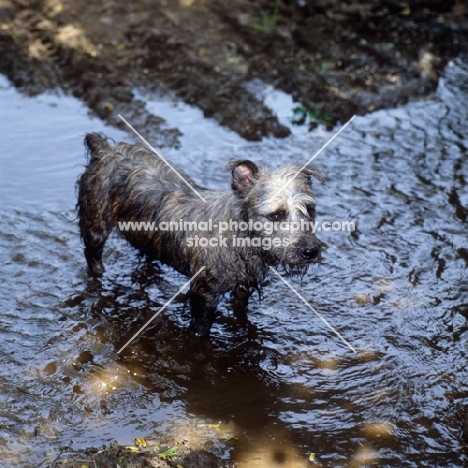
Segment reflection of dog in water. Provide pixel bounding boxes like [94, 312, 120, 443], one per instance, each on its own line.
[77, 133, 323, 336]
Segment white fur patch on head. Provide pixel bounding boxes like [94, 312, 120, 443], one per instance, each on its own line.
[252, 164, 316, 217]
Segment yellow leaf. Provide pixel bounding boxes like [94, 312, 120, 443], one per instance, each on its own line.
[124, 446, 139, 452]
[135, 437, 147, 447]
[197, 421, 221, 429]
[309, 452, 316, 461]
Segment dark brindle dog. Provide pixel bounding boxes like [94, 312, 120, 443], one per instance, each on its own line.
[77, 133, 323, 336]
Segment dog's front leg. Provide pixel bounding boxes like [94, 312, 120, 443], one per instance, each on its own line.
[188, 283, 219, 337]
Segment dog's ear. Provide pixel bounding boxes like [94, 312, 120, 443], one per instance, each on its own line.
[225, 159, 260, 196]
[300, 166, 324, 185]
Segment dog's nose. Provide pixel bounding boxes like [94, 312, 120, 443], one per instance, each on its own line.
[302, 247, 319, 260]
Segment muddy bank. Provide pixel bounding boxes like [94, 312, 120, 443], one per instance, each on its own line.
[1, 0, 467, 143]
[49, 442, 234, 468]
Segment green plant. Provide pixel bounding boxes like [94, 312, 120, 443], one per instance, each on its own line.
[253, 0, 281, 32]
[292, 105, 336, 130]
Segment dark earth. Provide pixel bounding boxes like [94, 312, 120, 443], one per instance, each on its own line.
[1, 0, 468, 146]
[1, 0, 468, 466]
[50, 441, 234, 468]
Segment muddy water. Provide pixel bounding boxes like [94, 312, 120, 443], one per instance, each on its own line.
[0, 59, 467, 467]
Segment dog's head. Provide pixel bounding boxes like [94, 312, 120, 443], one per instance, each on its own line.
[226, 159, 324, 272]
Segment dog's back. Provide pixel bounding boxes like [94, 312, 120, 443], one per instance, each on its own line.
[83, 133, 198, 194]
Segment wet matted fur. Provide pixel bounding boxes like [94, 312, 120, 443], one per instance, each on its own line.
[77, 133, 323, 336]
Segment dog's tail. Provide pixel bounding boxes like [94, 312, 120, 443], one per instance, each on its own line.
[84, 133, 110, 163]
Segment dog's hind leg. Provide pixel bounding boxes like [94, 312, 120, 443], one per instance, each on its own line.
[77, 133, 115, 275]
[82, 226, 110, 275]
[78, 196, 112, 275]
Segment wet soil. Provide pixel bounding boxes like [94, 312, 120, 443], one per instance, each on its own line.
[1, 0, 467, 144]
[50, 441, 233, 468]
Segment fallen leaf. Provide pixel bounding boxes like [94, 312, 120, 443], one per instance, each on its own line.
[158, 445, 179, 458]
[124, 446, 139, 452]
[197, 421, 221, 429]
[135, 437, 147, 448]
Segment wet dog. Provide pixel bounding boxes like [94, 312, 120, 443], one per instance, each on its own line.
[77, 133, 323, 336]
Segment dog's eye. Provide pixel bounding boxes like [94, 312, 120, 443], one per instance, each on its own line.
[306, 205, 316, 218]
[267, 209, 287, 222]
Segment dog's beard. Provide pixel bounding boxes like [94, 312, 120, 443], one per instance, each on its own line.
[279, 262, 310, 280]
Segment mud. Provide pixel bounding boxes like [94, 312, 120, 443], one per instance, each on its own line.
[50, 441, 233, 468]
[1, 0, 467, 144]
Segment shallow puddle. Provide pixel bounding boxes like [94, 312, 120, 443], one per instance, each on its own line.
[0, 60, 467, 467]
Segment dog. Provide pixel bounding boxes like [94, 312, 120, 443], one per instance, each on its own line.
[77, 133, 323, 336]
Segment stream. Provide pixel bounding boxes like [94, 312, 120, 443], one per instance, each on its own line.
[0, 59, 467, 467]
